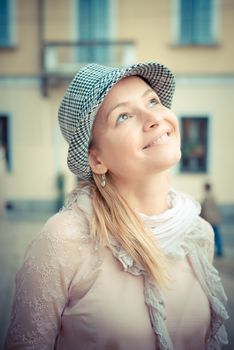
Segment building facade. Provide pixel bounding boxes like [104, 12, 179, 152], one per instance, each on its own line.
[0, 0, 234, 216]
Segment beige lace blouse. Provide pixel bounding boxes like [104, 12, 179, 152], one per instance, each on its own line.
[4, 190, 228, 350]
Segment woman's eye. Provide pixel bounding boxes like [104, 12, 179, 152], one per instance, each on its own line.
[149, 98, 159, 107]
[116, 113, 129, 124]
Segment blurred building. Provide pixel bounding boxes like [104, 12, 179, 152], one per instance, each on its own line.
[0, 0, 233, 217]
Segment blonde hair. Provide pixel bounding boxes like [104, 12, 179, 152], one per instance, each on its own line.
[72, 173, 169, 287]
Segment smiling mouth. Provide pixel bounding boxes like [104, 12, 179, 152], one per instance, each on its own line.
[143, 131, 172, 149]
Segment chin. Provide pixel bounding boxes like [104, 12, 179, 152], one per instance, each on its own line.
[156, 149, 182, 172]
[171, 148, 182, 165]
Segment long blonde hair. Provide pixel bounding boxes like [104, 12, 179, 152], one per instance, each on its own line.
[71, 173, 169, 287]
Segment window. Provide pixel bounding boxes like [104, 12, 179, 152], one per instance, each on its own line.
[77, 0, 111, 63]
[0, 0, 15, 47]
[0, 114, 11, 171]
[180, 117, 209, 173]
[178, 0, 219, 45]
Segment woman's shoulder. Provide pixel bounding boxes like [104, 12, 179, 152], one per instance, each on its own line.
[23, 205, 92, 263]
[41, 186, 92, 242]
[42, 206, 90, 242]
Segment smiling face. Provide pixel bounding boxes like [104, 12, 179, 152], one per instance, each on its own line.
[89, 76, 181, 185]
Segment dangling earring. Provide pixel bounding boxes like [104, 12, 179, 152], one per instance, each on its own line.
[101, 173, 106, 188]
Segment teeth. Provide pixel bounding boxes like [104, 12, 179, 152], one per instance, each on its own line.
[144, 131, 171, 149]
[154, 133, 167, 144]
[151, 132, 169, 145]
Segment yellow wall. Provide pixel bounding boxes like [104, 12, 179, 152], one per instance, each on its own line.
[0, 0, 72, 75]
[0, 0, 40, 75]
[118, 0, 234, 74]
[44, 0, 71, 41]
[0, 83, 75, 200]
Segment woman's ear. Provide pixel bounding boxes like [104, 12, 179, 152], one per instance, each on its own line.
[88, 148, 107, 175]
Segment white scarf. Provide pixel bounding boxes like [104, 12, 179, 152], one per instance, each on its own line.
[139, 188, 201, 259]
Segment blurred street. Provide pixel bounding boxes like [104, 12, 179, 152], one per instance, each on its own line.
[0, 215, 233, 349]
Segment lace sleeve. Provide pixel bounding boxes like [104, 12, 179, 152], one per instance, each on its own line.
[4, 209, 90, 350]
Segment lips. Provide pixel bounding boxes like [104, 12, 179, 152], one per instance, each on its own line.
[143, 129, 172, 149]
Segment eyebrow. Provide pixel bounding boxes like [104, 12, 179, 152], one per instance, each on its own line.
[107, 88, 156, 119]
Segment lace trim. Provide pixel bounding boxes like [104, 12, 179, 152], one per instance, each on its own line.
[110, 241, 173, 349]
[188, 250, 228, 349]
[144, 279, 173, 350]
[169, 216, 229, 349]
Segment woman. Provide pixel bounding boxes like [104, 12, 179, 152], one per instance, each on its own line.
[5, 62, 228, 349]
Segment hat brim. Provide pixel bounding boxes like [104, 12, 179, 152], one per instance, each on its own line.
[67, 62, 175, 179]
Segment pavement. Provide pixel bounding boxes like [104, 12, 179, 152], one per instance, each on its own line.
[0, 215, 233, 349]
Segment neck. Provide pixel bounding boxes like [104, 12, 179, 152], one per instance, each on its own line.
[112, 171, 170, 216]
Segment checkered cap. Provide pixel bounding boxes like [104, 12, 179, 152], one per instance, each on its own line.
[58, 62, 175, 180]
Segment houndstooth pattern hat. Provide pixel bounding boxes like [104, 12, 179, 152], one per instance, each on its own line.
[58, 62, 176, 180]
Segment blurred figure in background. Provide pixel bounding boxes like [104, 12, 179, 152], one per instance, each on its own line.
[201, 182, 224, 257]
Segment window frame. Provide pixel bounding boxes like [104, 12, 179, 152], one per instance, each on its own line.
[0, 113, 13, 172]
[171, 0, 220, 46]
[70, 0, 117, 64]
[0, 0, 16, 48]
[179, 115, 210, 174]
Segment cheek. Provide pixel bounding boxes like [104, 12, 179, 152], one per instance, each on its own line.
[100, 132, 138, 162]
[106, 127, 137, 148]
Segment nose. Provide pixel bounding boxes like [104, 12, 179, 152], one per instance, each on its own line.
[142, 107, 164, 132]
